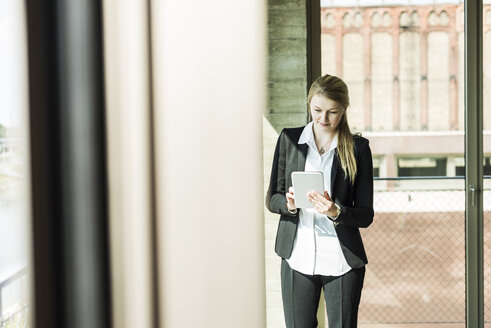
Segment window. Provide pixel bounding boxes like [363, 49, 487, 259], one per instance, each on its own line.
[373, 156, 381, 177]
[455, 155, 491, 176]
[0, 1, 31, 326]
[397, 157, 447, 177]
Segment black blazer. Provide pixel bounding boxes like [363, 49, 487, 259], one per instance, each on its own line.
[266, 126, 374, 269]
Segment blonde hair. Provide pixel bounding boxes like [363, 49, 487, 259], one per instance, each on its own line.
[307, 74, 357, 184]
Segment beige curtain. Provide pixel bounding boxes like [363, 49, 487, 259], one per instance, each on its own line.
[103, 0, 266, 327]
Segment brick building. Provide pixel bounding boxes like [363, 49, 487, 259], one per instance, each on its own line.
[321, 0, 491, 183]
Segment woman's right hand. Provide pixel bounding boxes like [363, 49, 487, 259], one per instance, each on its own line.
[285, 186, 296, 211]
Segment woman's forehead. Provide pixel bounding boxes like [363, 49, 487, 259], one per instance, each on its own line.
[310, 94, 341, 109]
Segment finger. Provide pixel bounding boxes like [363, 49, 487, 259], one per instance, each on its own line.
[324, 191, 332, 201]
[308, 197, 324, 209]
[289, 186, 294, 194]
[308, 192, 324, 203]
[312, 198, 331, 209]
[286, 193, 294, 200]
[307, 191, 320, 200]
[314, 204, 326, 214]
[307, 192, 318, 203]
[311, 192, 326, 203]
[314, 192, 328, 204]
[317, 193, 332, 206]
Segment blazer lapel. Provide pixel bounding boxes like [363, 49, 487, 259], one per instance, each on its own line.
[330, 149, 339, 197]
[297, 143, 308, 171]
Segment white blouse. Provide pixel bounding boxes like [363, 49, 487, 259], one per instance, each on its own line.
[286, 122, 352, 276]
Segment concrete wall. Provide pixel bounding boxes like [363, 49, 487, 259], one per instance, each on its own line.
[265, 1, 309, 327]
[267, 0, 308, 132]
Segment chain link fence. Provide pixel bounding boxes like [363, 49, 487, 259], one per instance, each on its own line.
[358, 179, 491, 325]
[360, 186, 465, 323]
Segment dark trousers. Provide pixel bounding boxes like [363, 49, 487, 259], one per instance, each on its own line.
[281, 259, 365, 328]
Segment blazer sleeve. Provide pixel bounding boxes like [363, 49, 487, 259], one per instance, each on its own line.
[265, 129, 299, 217]
[335, 138, 374, 228]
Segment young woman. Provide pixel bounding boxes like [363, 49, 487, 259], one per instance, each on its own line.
[266, 74, 374, 328]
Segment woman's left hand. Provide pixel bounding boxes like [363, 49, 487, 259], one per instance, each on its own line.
[307, 191, 338, 217]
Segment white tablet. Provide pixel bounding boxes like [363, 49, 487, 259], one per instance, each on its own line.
[291, 171, 325, 209]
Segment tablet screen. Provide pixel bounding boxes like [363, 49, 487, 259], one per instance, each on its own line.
[291, 171, 325, 209]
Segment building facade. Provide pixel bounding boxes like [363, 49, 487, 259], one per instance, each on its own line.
[321, 2, 491, 184]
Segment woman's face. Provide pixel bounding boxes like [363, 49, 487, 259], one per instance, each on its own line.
[309, 94, 345, 133]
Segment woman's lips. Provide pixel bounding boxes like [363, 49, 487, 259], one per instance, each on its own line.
[319, 122, 329, 127]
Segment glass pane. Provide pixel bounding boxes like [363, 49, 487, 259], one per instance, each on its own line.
[0, 1, 32, 327]
[484, 1, 491, 325]
[321, 1, 465, 327]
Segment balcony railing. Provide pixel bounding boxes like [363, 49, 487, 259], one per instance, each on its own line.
[0, 267, 28, 328]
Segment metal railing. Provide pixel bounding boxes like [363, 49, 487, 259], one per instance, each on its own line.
[1, 306, 28, 328]
[374, 175, 491, 180]
[0, 268, 28, 328]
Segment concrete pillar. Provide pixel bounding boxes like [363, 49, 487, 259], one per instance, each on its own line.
[265, 1, 310, 327]
[267, 0, 308, 131]
[449, 7, 459, 130]
[392, 12, 400, 131]
[420, 8, 429, 130]
[447, 156, 457, 176]
[386, 153, 397, 189]
[335, 10, 344, 77]
[363, 11, 372, 131]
